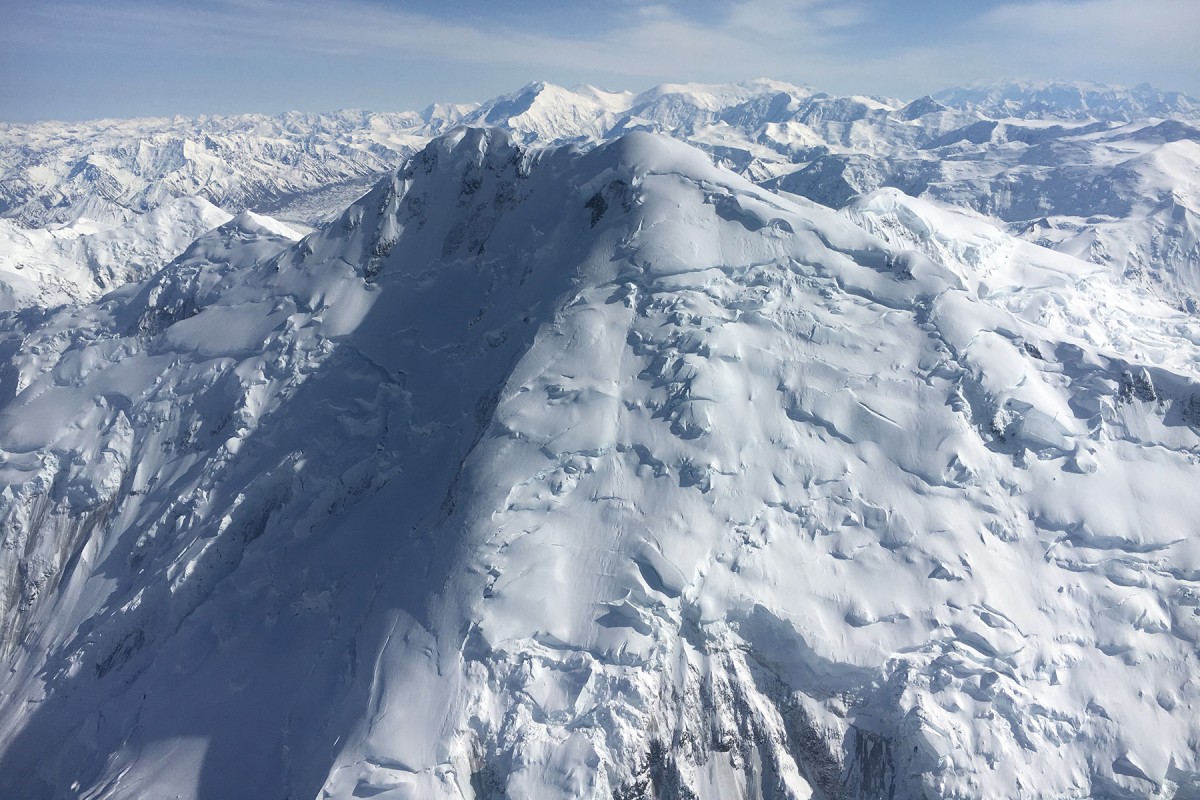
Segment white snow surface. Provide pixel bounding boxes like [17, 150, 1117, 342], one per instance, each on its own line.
[0, 196, 237, 310]
[0, 129, 1198, 799]
[3, 80, 1199, 313]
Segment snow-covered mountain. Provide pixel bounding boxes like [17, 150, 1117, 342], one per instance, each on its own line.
[0, 196, 237, 310]
[932, 81, 1200, 122]
[1, 126, 1198, 799]
[773, 110, 1200, 312]
[3, 80, 1198, 314]
[0, 109, 428, 228]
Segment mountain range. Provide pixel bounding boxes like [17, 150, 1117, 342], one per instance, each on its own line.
[3, 79, 1198, 312]
[0, 82, 1198, 799]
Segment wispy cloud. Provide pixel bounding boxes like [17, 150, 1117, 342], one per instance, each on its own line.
[977, 0, 1200, 75]
[3, 0, 1196, 120]
[828, 0, 1200, 96]
[5, 0, 870, 76]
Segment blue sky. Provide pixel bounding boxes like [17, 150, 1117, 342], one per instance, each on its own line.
[2, 0, 1197, 121]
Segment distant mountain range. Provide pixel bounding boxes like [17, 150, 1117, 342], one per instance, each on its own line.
[3, 80, 1197, 314]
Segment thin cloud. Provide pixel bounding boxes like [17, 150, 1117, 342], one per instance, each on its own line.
[835, 0, 1200, 96]
[2, 0, 1196, 120]
[978, 0, 1200, 73]
[4, 0, 867, 73]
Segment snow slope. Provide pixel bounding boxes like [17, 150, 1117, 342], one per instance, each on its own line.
[803, 116, 1200, 312]
[1, 129, 1198, 799]
[0, 196, 236, 310]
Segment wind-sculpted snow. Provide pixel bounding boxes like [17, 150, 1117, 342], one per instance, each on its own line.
[1, 129, 1198, 799]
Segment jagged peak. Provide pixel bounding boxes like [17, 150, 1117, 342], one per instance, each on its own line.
[3, 92, 1200, 800]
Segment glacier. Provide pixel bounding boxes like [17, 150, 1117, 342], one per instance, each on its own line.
[1, 122, 1198, 799]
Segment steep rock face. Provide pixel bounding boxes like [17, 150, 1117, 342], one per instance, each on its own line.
[0, 130, 1198, 800]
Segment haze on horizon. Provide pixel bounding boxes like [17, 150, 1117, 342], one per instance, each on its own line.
[2, 0, 1198, 122]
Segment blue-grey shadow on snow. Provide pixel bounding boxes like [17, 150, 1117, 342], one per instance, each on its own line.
[0, 128, 626, 799]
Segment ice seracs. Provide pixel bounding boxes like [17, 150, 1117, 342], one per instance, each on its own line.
[1, 128, 1197, 799]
